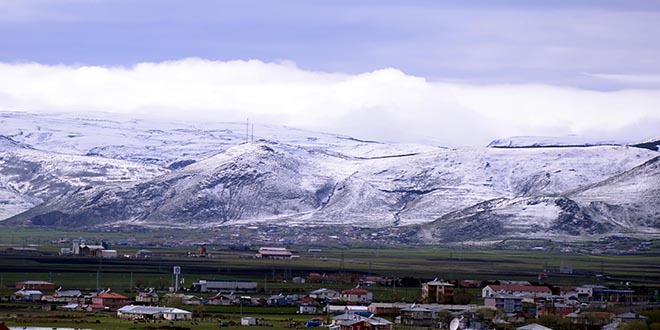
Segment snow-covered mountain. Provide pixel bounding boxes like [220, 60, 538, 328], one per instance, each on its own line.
[487, 136, 623, 148]
[417, 156, 660, 242]
[1, 111, 659, 241]
[0, 133, 167, 220]
[0, 111, 388, 167]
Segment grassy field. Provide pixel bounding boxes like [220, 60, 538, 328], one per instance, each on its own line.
[1, 229, 660, 290]
[0, 228, 659, 328]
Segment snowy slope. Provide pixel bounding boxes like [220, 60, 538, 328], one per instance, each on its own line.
[0, 145, 168, 219]
[2, 111, 659, 240]
[488, 136, 623, 148]
[0, 111, 401, 167]
[418, 156, 660, 242]
[5, 140, 658, 230]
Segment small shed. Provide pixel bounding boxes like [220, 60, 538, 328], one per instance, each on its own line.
[241, 317, 257, 326]
[300, 305, 317, 314]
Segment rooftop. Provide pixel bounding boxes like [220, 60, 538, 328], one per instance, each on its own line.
[118, 305, 191, 315]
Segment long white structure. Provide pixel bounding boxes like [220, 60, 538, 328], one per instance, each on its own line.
[117, 305, 192, 321]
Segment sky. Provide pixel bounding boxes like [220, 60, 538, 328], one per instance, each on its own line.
[1, 0, 659, 146]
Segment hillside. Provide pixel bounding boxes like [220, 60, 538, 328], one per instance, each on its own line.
[1, 111, 659, 241]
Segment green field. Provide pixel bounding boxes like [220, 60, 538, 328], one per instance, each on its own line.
[1, 227, 659, 328]
[1, 228, 660, 291]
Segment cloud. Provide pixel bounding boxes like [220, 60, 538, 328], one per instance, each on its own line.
[0, 58, 659, 146]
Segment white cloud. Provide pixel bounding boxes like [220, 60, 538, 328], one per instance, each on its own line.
[1, 58, 659, 146]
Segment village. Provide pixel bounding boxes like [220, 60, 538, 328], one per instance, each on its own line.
[1, 241, 659, 330]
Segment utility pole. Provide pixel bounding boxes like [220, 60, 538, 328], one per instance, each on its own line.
[96, 257, 102, 292]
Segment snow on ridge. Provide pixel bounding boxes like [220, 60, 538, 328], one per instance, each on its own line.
[487, 135, 625, 148]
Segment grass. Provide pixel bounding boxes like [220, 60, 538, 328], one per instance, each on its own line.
[0, 227, 659, 328]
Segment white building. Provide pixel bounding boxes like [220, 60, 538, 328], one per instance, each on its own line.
[299, 305, 317, 314]
[310, 288, 340, 300]
[341, 288, 373, 303]
[193, 279, 257, 292]
[102, 250, 118, 259]
[576, 285, 607, 298]
[13, 289, 42, 301]
[117, 305, 192, 321]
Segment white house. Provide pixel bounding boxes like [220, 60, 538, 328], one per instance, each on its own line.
[117, 305, 192, 321]
[13, 289, 42, 301]
[482, 285, 552, 298]
[310, 288, 340, 300]
[241, 317, 257, 325]
[324, 305, 369, 314]
[299, 305, 317, 314]
[135, 289, 159, 304]
[208, 293, 237, 306]
[341, 288, 373, 303]
[576, 285, 607, 299]
[53, 288, 83, 302]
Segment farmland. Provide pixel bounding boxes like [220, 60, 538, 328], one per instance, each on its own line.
[1, 227, 659, 329]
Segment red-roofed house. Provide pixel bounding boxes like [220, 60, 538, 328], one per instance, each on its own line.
[341, 288, 373, 304]
[482, 285, 551, 298]
[92, 290, 130, 311]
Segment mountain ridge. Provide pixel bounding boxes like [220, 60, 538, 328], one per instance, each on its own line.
[1, 112, 659, 242]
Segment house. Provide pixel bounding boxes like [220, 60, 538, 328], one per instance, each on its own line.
[255, 247, 293, 259]
[117, 305, 192, 321]
[101, 249, 118, 259]
[15, 280, 55, 290]
[565, 311, 614, 326]
[193, 279, 258, 292]
[615, 312, 648, 323]
[517, 323, 555, 330]
[53, 288, 83, 302]
[325, 305, 370, 314]
[182, 295, 204, 305]
[421, 279, 454, 304]
[359, 276, 397, 286]
[592, 288, 634, 303]
[310, 288, 340, 301]
[499, 280, 531, 286]
[482, 285, 551, 298]
[297, 296, 319, 306]
[78, 244, 106, 257]
[267, 294, 288, 306]
[208, 293, 237, 306]
[300, 305, 318, 314]
[535, 296, 577, 317]
[484, 294, 523, 313]
[91, 290, 130, 311]
[241, 317, 257, 325]
[136, 249, 154, 258]
[368, 303, 401, 316]
[575, 285, 606, 301]
[338, 315, 393, 330]
[57, 303, 88, 311]
[12, 289, 42, 301]
[399, 307, 435, 327]
[135, 289, 159, 304]
[341, 288, 373, 304]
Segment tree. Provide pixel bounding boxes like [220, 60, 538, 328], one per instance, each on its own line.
[624, 321, 649, 330]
